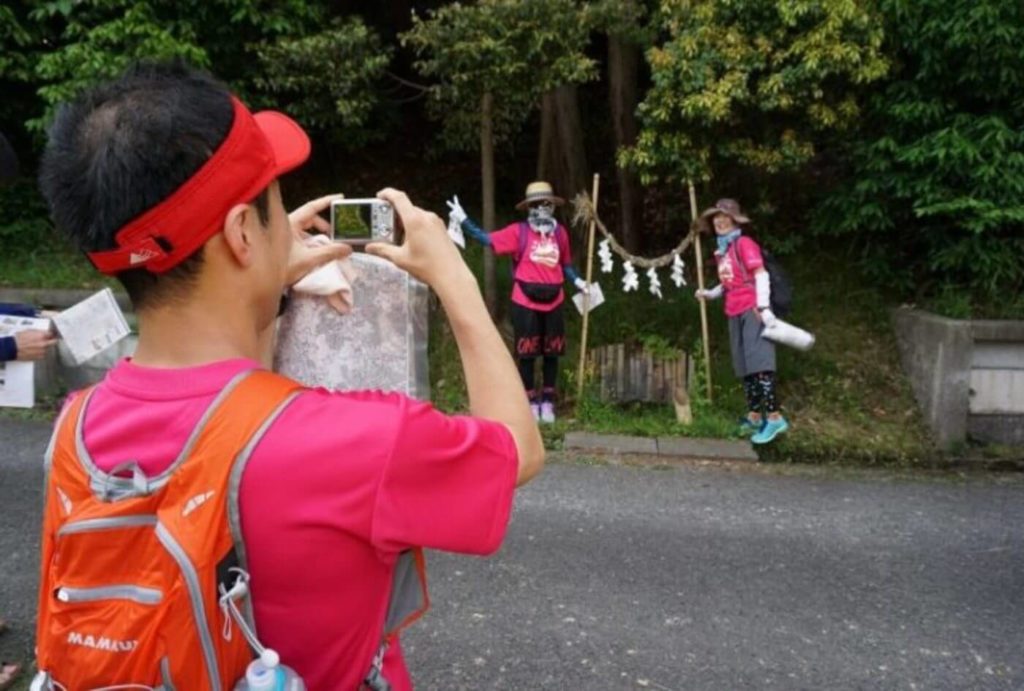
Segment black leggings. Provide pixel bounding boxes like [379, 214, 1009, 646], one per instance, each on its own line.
[519, 356, 559, 401]
[743, 371, 779, 415]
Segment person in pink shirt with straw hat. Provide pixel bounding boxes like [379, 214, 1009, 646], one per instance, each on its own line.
[446, 182, 593, 424]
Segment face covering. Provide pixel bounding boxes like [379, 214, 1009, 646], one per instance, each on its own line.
[717, 229, 742, 254]
[528, 204, 556, 234]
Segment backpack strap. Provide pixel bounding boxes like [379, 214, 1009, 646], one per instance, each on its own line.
[513, 221, 529, 269]
[731, 236, 757, 286]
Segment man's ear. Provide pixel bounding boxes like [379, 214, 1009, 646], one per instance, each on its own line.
[222, 203, 257, 267]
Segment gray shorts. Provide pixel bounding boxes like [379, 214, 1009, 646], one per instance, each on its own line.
[728, 310, 776, 378]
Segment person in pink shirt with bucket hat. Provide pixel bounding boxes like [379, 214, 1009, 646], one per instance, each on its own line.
[695, 198, 790, 445]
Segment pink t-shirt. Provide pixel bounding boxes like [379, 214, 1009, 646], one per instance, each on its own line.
[714, 236, 764, 317]
[490, 222, 572, 312]
[75, 358, 519, 690]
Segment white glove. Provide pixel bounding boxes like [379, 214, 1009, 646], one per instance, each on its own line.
[695, 285, 723, 300]
[573, 277, 589, 294]
[447, 214, 466, 249]
[446, 195, 467, 226]
[759, 308, 778, 328]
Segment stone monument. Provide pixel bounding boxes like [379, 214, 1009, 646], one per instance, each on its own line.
[274, 253, 430, 399]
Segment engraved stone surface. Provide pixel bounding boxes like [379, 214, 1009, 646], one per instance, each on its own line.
[274, 253, 430, 399]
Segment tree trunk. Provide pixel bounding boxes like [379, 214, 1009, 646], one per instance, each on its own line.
[481, 91, 498, 316]
[552, 84, 589, 201]
[537, 91, 557, 181]
[537, 85, 588, 209]
[608, 29, 642, 252]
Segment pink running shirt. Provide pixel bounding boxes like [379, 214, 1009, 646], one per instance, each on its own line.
[490, 222, 572, 312]
[76, 358, 519, 690]
[714, 236, 765, 317]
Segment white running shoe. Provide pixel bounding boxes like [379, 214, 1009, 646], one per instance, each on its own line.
[540, 401, 556, 424]
[530, 402, 541, 421]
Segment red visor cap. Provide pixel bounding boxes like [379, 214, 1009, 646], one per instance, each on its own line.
[88, 96, 310, 275]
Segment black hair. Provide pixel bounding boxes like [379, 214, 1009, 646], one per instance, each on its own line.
[39, 60, 270, 310]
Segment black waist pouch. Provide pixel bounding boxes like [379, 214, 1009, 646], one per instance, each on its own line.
[517, 281, 562, 304]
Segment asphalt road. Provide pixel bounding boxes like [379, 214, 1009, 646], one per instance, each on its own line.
[3, 418, 1023, 690]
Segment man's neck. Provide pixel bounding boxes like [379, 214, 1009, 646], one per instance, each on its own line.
[131, 303, 263, 368]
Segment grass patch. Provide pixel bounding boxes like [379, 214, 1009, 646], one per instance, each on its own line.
[0, 241, 108, 290]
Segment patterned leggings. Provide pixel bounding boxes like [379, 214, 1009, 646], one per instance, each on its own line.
[520, 356, 559, 402]
[743, 371, 780, 415]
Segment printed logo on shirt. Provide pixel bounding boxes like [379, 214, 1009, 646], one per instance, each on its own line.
[529, 236, 560, 268]
[182, 490, 215, 518]
[717, 253, 735, 284]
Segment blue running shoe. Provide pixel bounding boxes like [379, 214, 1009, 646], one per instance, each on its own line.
[751, 416, 789, 445]
[738, 415, 764, 437]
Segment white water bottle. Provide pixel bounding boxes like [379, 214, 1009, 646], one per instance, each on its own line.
[234, 649, 306, 691]
[762, 318, 816, 351]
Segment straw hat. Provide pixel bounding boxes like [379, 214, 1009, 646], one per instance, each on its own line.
[515, 181, 565, 211]
[698, 198, 750, 233]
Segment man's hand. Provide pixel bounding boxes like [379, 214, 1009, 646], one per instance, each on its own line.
[446, 195, 467, 226]
[288, 193, 341, 237]
[286, 194, 351, 286]
[15, 329, 57, 361]
[573, 277, 590, 294]
[368, 188, 473, 292]
[758, 308, 778, 328]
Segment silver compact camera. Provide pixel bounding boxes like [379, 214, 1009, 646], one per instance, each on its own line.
[329, 198, 397, 247]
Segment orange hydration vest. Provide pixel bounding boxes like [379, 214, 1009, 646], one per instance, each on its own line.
[33, 369, 428, 691]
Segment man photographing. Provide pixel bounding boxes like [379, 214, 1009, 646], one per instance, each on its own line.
[33, 60, 543, 690]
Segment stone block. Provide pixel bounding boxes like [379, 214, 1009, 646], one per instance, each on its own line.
[892, 308, 972, 449]
[274, 253, 430, 399]
[968, 415, 1024, 446]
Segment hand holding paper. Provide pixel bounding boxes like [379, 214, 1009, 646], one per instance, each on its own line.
[14, 329, 57, 361]
[572, 282, 604, 315]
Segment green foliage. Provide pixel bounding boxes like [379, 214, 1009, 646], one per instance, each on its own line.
[0, 178, 105, 289]
[6, 0, 324, 133]
[401, 0, 597, 152]
[815, 0, 1024, 311]
[28, 1, 207, 131]
[0, 178, 52, 252]
[251, 17, 391, 145]
[0, 4, 33, 83]
[622, 0, 888, 184]
[583, 0, 651, 43]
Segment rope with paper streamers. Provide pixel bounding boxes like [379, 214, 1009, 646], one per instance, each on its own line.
[571, 192, 695, 297]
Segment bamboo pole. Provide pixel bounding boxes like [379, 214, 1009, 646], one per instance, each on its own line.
[688, 180, 713, 403]
[575, 173, 600, 409]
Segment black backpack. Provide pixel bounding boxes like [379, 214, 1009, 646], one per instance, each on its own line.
[762, 249, 793, 317]
[731, 239, 793, 318]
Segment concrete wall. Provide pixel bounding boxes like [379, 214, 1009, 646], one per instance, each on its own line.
[892, 309, 973, 449]
[967, 320, 1024, 445]
[893, 308, 1024, 449]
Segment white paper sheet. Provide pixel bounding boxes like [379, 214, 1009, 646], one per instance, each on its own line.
[0, 314, 52, 408]
[571, 282, 605, 315]
[52, 288, 131, 366]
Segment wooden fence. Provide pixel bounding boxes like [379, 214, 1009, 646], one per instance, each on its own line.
[589, 343, 692, 404]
